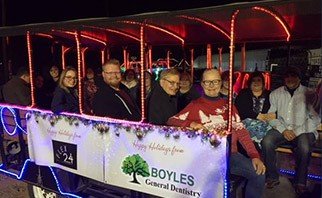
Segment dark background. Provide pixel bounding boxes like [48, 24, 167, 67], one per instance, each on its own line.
[2, 0, 251, 26]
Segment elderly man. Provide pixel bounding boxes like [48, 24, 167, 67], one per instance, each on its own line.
[148, 68, 180, 125]
[262, 66, 320, 194]
[92, 59, 141, 121]
[2, 67, 31, 106]
[167, 69, 265, 198]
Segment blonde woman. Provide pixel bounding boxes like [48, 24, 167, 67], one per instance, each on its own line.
[51, 67, 79, 113]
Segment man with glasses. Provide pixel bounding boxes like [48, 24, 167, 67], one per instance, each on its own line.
[148, 68, 180, 125]
[167, 69, 266, 198]
[262, 66, 320, 194]
[92, 59, 141, 121]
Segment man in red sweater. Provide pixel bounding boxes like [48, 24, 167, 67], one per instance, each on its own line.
[167, 69, 265, 198]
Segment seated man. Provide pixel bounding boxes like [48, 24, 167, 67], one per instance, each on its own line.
[93, 59, 141, 121]
[2, 66, 31, 106]
[262, 66, 320, 194]
[148, 68, 180, 125]
[167, 69, 265, 198]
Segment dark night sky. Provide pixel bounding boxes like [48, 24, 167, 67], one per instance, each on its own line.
[3, 0, 254, 26]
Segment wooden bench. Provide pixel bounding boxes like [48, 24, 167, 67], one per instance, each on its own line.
[276, 130, 322, 158]
[275, 129, 322, 180]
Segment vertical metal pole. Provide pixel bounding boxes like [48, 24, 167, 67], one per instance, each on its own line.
[167, 50, 170, 68]
[190, 48, 194, 83]
[26, 32, 35, 107]
[123, 47, 127, 69]
[75, 31, 83, 114]
[218, 47, 223, 73]
[207, 44, 212, 69]
[241, 43, 246, 71]
[1, 0, 10, 83]
[140, 26, 146, 122]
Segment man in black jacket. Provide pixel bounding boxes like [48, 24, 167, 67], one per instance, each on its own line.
[2, 67, 31, 106]
[92, 59, 141, 121]
[148, 68, 180, 125]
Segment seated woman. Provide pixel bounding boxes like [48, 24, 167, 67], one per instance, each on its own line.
[177, 72, 200, 112]
[235, 71, 273, 143]
[122, 69, 139, 103]
[51, 67, 79, 114]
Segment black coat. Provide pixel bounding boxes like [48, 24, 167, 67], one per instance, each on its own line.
[2, 76, 31, 106]
[51, 87, 79, 114]
[235, 88, 271, 120]
[148, 83, 178, 125]
[92, 83, 141, 121]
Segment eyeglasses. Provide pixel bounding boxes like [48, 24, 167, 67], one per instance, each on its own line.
[202, 80, 221, 86]
[65, 76, 77, 80]
[162, 78, 180, 87]
[103, 71, 121, 76]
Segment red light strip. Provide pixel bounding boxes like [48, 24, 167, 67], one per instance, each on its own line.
[206, 44, 212, 69]
[167, 50, 170, 68]
[62, 46, 72, 70]
[54, 30, 106, 46]
[101, 50, 105, 65]
[242, 73, 249, 89]
[120, 21, 184, 44]
[127, 52, 130, 69]
[74, 32, 84, 114]
[228, 10, 240, 132]
[84, 26, 140, 42]
[81, 47, 88, 78]
[35, 33, 53, 39]
[123, 48, 127, 69]
[26, 32, 36, 107]
[241, 43, 246, 71]
[234, 71, 242, 91]
[218, 47, 223, 73]
[252, 6, 291, 42]
[264, 72, 271, 90]
[148, 46, 152, 72]
[140, 26, 146, 122]
[178, 15, 230, 40]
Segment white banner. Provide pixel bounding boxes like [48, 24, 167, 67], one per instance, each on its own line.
[27, 111, 227, 198]
[104, 126, 227, 198]
[27, 112, 106, 182]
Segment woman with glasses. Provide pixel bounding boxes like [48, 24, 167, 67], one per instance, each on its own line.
[51, 67, 79, 114]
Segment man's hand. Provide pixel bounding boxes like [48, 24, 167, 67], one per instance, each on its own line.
[189, 122, 207, 131]
[252, 158, 266, 175]
[282, 130, 296, 141]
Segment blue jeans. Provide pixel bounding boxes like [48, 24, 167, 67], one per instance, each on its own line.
[261, 129, 316, 185]
[230, 153, 265, 198]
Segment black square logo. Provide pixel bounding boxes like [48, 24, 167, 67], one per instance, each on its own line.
[52, 140, 77, 170]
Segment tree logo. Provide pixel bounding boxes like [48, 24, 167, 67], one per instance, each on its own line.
[121, 154, 150, 184]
